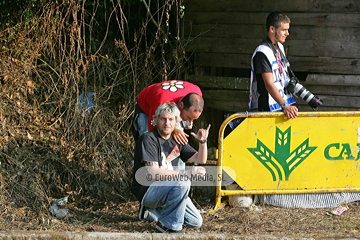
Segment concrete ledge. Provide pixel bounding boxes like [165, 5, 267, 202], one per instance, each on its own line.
[0, 231, 359, 240]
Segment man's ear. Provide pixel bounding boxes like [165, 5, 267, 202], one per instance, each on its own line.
[270, 26, 275, 33]
[178, 101, 184, 110]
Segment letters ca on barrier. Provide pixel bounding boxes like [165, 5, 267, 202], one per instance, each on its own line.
[221, 115, 360, 190]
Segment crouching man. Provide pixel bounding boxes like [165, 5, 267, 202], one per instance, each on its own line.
[131, 102, 211, 233]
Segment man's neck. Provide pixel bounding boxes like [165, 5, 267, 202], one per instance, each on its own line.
[156, 129, 171, 140]
[267, 36, 278, 45]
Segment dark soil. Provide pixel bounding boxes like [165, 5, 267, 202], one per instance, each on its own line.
[1, 194, 359, 239]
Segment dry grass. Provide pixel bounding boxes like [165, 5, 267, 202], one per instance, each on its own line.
[0, 195, 359, 238]
[1, 1, 358, 238]
[0, 0, 188, 222]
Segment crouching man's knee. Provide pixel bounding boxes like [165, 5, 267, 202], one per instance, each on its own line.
[187, 214, 203, 229]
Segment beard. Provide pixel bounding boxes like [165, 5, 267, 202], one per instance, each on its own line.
[157, 126, 173, 139]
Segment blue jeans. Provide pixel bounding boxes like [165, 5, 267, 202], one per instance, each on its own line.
[142, 179, 202, 231]
[133, 112, 148, 139]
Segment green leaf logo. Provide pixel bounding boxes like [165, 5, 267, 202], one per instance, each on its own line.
[247, 127, 317, 181]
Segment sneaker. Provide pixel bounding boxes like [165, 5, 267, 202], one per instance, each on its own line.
[155, 222, 184, 233]
[138, 202, 147, 221]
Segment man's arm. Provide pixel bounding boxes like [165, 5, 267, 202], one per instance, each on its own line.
[145, 161, 181, 177]
[188, 124, 211, 164]
[145, 161, 206, 178]
[262, 72, 298, 119]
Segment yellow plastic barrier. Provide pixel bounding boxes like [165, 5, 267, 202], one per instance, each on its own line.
[214, 111, 360, 211]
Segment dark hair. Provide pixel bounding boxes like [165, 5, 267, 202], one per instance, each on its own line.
[266, 11, 290, 31]
[180, 93, 204, 111]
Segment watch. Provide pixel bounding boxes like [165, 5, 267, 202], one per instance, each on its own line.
[281, 102, 288, 109]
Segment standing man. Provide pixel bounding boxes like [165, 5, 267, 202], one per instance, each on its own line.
[132, 80, 204, 144]
[249, 11, 298, 119]
[131, 102, 211, 233]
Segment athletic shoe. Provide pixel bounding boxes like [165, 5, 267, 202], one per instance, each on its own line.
[155, 222, 184, 233]
[138, 202, 147, 221]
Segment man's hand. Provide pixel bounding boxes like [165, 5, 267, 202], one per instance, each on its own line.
[186, 166, 206, 177]
[172, 128, 189, 145]
[190, 124, 211, 143]
[283, 104, 298, 119]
